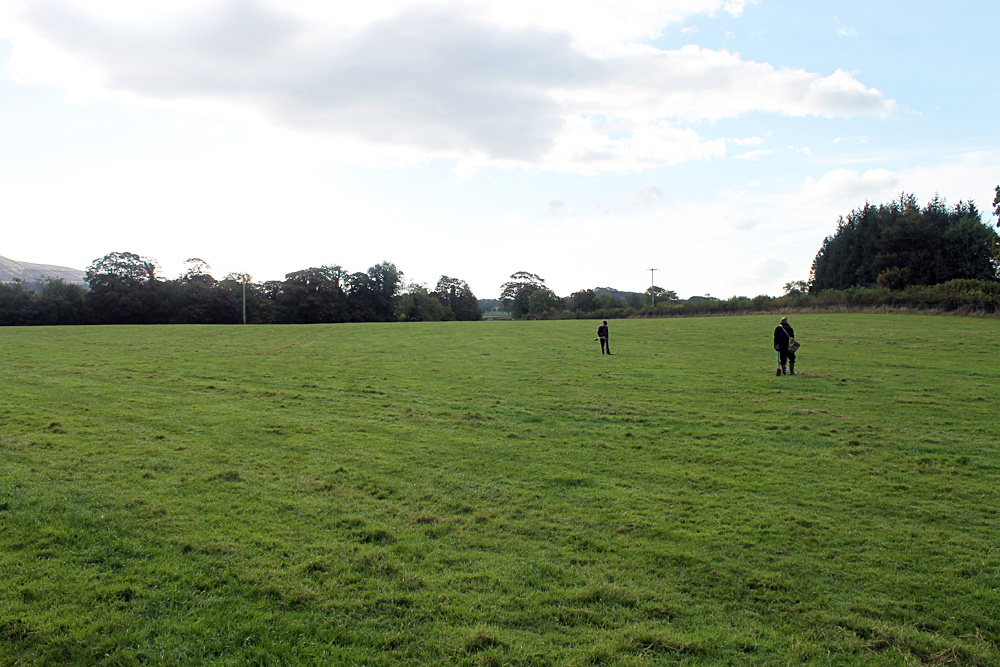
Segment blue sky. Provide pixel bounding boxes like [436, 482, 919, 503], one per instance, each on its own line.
[1, 0, 997, 300]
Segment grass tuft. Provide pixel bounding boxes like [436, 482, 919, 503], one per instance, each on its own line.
[462, 629, 503, 654]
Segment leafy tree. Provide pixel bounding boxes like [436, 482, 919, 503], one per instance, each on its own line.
[260, 280, 284, 322]
[431, 276, 481, 321]
[875, 266, 912, 290]
[168, 258, 223, 323]
[593, 287, 639, 304]
[86, 251, 157, 287]
[397, 284, 448, 321]
[528, 287, 560, 316]
[34, 278, 88, 325]
[500, 271, 545, 319]
[145, 279, 187, 324]
[567, 289, 596, 313]
[276, 265, 350, 323]
[219, 274, 271, 324]
[593, 292, 619, 310]
[174, 281, 242, 324]
[782, 280, 810, 296]
[644, 285, 678, 305]
[348, 262, 403, 322]
[0, 280, 34, 325]
[182, 258, 214, 284]
[85, 251, 159, 324]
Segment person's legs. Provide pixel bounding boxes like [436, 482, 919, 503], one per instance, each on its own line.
[778, 348, 788, 374]
[788, 349, 796, 374]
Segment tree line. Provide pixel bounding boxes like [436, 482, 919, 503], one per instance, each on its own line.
[499, 192, 1000, 319]
[497, 271, 672, 319]
[3, 191, 999, 326]
[495, 275, 1000, 319]
[810, 193, 999, 291]
[0, 253, 481, 326]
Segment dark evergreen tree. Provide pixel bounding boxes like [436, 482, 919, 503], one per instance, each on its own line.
[993, 185, 999, 228]
[810, 195, 999, 291]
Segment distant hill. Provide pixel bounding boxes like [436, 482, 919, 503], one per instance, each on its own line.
[0, 255, 87, 285]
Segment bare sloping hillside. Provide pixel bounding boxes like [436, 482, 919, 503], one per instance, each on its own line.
[0, 255, 87, 284]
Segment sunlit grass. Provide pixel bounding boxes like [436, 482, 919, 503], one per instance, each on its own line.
[1, 314, 998, 665]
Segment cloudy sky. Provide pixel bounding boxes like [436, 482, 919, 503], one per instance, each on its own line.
[1, 0, 997, 299]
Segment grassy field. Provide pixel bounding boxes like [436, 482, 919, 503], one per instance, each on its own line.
[1, 314, 999, 666]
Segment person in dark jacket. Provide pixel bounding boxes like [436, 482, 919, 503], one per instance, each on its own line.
[597, 321, 611, 355]
[773, 316, 796, 375]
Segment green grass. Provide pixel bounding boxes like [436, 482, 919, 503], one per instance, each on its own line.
[1, 314, 999, 666]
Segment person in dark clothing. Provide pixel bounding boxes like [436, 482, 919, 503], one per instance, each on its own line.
[773, 316, 796, 375]
[597, 321, 611, 355]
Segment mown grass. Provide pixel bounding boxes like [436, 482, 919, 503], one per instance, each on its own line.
[1, 314, 999, 666]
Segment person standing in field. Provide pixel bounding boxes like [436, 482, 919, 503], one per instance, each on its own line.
[597, 320, 612, 355]
[773, 316, 796, 375]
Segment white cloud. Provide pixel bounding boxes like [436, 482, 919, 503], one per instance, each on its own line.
[554, 45, 894, 130]
[1, 0, 895, 173]
[480, 0, 752, 48]
[803, 168, 898, 203]
[543, 118, 728, 173]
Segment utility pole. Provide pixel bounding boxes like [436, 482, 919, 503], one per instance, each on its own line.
[648, 268, 658, 308]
